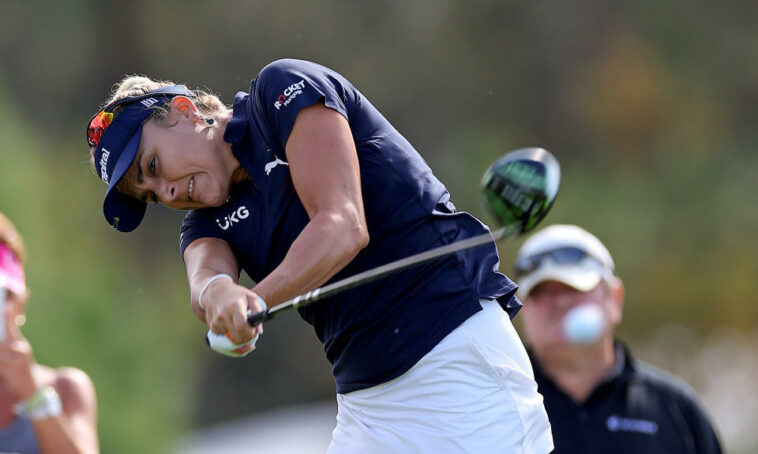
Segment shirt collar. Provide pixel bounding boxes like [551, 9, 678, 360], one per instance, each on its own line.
[528, 339, 634, 395]
[223, 91, 250, 145]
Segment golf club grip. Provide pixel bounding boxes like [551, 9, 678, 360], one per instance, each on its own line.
[247, 308, 270, 326]
[246, 226, 507, 327]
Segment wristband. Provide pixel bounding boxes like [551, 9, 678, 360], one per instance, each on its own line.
[13, 386, 62, 420]
[198, 273, 234, 310]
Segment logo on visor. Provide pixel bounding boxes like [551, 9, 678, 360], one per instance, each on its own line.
[216, 206, 250, 231]
[99, 148, 111, 183]
[273, 80, 306, 110]
[140, 98, 159, 108]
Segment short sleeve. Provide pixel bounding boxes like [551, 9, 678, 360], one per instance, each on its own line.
[253, 59, 349, 150]
[179, 209, 228, 259]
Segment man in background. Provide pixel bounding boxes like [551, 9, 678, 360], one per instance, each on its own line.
[514, 224, 721, 453]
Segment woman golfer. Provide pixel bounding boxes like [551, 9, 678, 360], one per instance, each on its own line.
[86, 58, 552, 452]
[0, 211, 99, 454]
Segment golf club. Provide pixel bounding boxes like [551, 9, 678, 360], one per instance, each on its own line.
[206, 226, 516, 352]
[247, 225, 513, 326]
[248, 146, 561, 327]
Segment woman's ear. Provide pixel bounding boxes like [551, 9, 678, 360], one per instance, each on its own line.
[170, 96, 198, 118]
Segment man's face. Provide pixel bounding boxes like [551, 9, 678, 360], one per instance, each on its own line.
[520, 280, 622, 350]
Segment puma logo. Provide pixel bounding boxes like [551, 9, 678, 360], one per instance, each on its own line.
[264, 156, 289, 175]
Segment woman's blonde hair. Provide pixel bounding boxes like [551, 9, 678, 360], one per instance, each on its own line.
[87, 75, 229, 185]
[0, 211, 26, 265]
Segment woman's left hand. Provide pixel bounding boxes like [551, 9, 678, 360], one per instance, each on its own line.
[0, 305, 38, 400]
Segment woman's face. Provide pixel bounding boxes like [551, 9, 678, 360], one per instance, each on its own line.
[121, 110, 234, 210]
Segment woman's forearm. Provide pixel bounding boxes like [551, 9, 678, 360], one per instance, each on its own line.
[253, 207, 368, 306]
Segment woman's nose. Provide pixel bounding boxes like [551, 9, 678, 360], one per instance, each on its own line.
[162, 181, 177, 201]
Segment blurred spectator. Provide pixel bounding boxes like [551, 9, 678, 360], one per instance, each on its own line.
[0, 211, 98, 454]
[514, 224, 722, 453]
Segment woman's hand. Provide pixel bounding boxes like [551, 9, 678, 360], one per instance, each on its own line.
[184, 237, 262, 342]
[201, 277, 264, 346]
[0, 304, 38, 400]
[0, 314, 100, 454]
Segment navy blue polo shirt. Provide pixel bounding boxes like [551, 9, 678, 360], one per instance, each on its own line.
[531, 342, 722, 453]
[180, 59, 519, 393]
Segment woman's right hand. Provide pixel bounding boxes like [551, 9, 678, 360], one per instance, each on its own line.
[201, 278, 265, 345]
[183, 237, 263, 347]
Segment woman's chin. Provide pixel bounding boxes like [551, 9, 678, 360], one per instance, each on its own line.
[191, 186, 225, 208]
[211, 192, 230, 207]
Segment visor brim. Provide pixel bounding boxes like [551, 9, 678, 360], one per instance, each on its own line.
[102, 127, 146, 232]
[516, 261, 607, 299]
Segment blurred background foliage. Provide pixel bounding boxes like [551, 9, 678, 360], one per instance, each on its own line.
[0, 0, 755, 452]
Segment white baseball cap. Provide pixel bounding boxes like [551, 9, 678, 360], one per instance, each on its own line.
[514, 224, 615, 298]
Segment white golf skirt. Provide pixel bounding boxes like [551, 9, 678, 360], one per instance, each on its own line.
[328, 299, 553, 453]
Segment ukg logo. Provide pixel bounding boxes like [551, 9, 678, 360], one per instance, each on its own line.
[216, 206, 250, 231]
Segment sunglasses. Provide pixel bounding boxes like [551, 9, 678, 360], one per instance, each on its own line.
[86, 86, 195, 148]
[514, 247, 608, 278]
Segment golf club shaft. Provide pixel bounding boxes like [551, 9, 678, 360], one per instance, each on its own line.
[247, 226, 510, 326]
